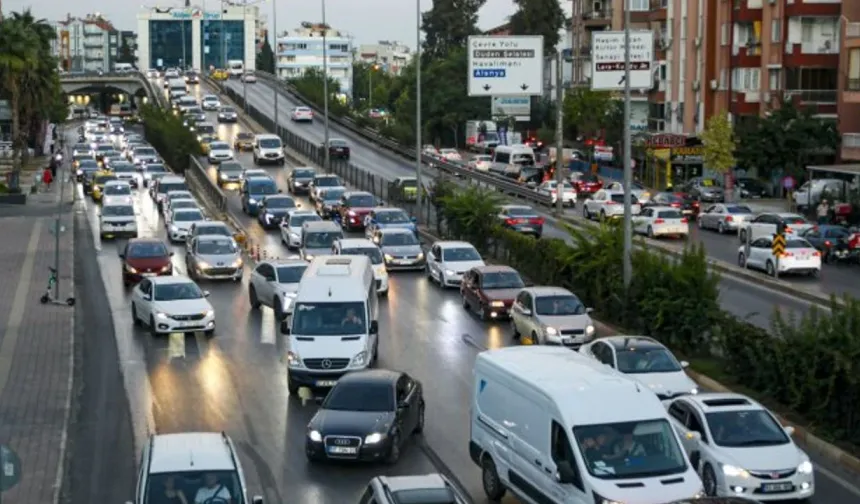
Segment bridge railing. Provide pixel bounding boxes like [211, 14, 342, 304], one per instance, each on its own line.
[59, 70, 166, 108]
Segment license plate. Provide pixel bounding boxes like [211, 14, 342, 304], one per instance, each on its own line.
[142, 272, 156, 277]
[316, 380, 337, 387]
[520, 226, 533, 231]
[761, 482, 793, 493]
[562, 337, 573, 344]
[178, 321, 198, 327]
[327, 446, 357, 454]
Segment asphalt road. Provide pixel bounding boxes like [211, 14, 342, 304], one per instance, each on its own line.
[90, 81, 857, 504]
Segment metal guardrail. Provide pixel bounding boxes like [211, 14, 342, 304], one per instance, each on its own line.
[187, 155, 228, 214]
[211, 73, 554, 207]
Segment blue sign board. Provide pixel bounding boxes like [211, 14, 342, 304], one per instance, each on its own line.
[473, 69, 506, 78]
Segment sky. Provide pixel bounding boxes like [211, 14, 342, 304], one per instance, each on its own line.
[1, 0, 545, 48]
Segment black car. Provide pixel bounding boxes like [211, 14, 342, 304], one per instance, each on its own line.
[305, 369, 424, 464]
[800, 225, 855, 262]
[321, 138, 350, 160]
[497, 204, 544, 237]
[316, 187, 346, 218]
[288, 167, 316, 195]
[216, 161, 244, 187]
[647, 192, 699, 216]
[736, 177, 769, 198]
[257, 195, 298, 229]
[185, 71, 199, 84]
[661, 499, 757, 504]
[76, 159, 99, 182]
[679, 177, 724, 202]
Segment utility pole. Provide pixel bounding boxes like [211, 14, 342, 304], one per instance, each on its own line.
[181, 18, 187, 69]
[53, 125, 67, 301]
[554, 50, 564, 216]
[221, 0, 226, 70]
[242, 2, 248, 113]
[414, 0, 422, 220]
[322, 0, 331, 172]
[622, 1, 633, 289]
[272, 0, 279, 128]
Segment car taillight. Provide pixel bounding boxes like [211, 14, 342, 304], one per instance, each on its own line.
[505, 218, 522, 225]
[725, 216, 734, 222]
[813, 251, 821, 256]
[670, 202, 680, 207]
[606, 201, 617, 205]
[530, 217, 544, 225]
[849, 234, 860, 248]
[654, 218, 665, 224]
[680, 218, 688, 223]
[781, 252, 794, 257]
[785, 226, 792, 233]
[825, 240, 832, 247]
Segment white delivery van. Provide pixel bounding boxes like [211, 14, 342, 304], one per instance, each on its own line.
[167, 78, 188, 97]
[490, 144, 537, 178]
[471, 346, 703, 504]
[228, 59, 244, 78]
[281, 255, 379, 395]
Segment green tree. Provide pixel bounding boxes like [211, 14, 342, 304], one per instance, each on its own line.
[735, 105, 839, 179]
[421, 0, 485, 60]
[352, 62, 393, 110]
[508, 0, 566, 56]
[700, 113, 736, 175]
[561, 87, 614, 140]
[286, 67, 348, 116]
[256, 38, 275, 74]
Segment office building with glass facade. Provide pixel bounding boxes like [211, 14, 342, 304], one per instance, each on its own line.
[136, 5, 256, 72]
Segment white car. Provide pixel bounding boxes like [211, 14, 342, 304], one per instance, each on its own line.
[737, 236, 821, 277]
[425, 241, 485, 287]
[580, 335, 698, 399]
[164, 199, 200, 222]
[332, 238, 389, 295]
[739, 212, 814, 244]
[438, 148, 462, 162]
[697, 204, 754, 234]
[666, 393, 814, 501]
[207, 141, 234, 163]
[632, 206, 689, 238]
[605, 181, 652, 202]
[201, 94, 221, 111]
[290, 106, 313, 122]
[161, 190, 195, 219]
[131, 432, 263, 504]
[241, 71, 257, 83]
[130, 275, 215, 336]
[248, 259, 308, 320]
[167, 208, 206, 242]
[101, 180, 134, 206]
[280, 209, 322, 249]
[510, 286, 595, 346]
[536, 180, 576, 207]
[582, 189, 641, 220]
[99, 201, 138, 239]
[469, 154, 492, 172]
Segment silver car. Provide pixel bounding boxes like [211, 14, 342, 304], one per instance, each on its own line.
[696, 203, 754, 234]
[185, 235, 243, 281]
[510, 286, 596, 347]
[373, 228, 425, 270]
[167, 208, 206, 242]
[280, 209, 322, 249]
[186, 221, 234, 253]
[248, 259, 308, 319]
[300, 221, 342, 262]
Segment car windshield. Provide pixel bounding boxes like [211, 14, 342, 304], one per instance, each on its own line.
[611, 194, 639, 203]
[398, 179, 417, 188]
[322, 189, 345, 201]
[135, 148, 156, 156]
[79, 161, 98, 169]
[376, 210, 410, 223]
[160, 182, 188, 194]
[172, 201, 198, 210]
[290, 214, 321, 227]
[197, 238, 237, 255]
[96, 145, 113, 152]
[146, 164, 167, 173]
[304, 231, 341, 249]
[505, 207, 536, 217]
[220, 107, 235, 113]
[220, 163, 243, 173]
[237, 133, 253, 140]
[210, 142, 229, 150]
[442, 247, 481, 262]
[153, 282, 204, 301]
[292, 301, 367, 335]
[248, 180, 278, 195]
[535, 295, 586, 316]
[113, 164, 136, 173]
[168, 192, 192, 201]
[95, 175, 117, 185]
[574, 419, 687, 479]
[786, 239, 813, 249]
[102, 205, 134, 216]
[264, 197, 294, 209]
[195, 225, 230, 237]
[294, 169, 315, 178]
[782, 214, 807, 224]
[342, 247, 383, 265]
[276, 265, 307, 283]
[346, 195, 375, 207]
[699, 178, 720, 187]
[197, 125, 215, 134]
[656, 210, 683, 219]
[105, 184, 131, 195]
[381, 232, 418, 246]
[322, 380, 393, 412]
[315, 176, 340, 187]
[174, 210, 203, 222]
[726, 205, 752, 214]
[329, 139, 348, 147]
[259, 138, 281, 149]
[144, 470, 244, 504]
[706, 410, 789, 448]
[481, 271, 524, 289]
[615, 347, 681, 373]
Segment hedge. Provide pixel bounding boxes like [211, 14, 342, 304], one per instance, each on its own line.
[436, 183, 860, 452]
[139, 104, 202, 173]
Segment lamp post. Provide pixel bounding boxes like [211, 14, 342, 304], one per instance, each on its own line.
[272, 0, 279, 129]
[242, 1, 248, 112]
[622, 0, 633, 288]
[414, 0, 422, 218]
[220, 0, 226, 70]
[322, 0, 330, 172]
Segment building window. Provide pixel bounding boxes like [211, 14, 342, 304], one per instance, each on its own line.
[200, 19, 244, 70]
[771, 19, 780, 43]
[628, 0, 648, 11]
[785, 67, 837, 90]
[721, 24, 729, 46]
[329, 43, 349, 52]
[768, 68, 781, 90]
[149, 20, 192, 68]
[849, 49, 860, 91]
[681, 17, 687, 39]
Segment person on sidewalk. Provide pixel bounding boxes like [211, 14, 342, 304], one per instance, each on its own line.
[817, 199, 830, 225]
[41, 166, 53, 192]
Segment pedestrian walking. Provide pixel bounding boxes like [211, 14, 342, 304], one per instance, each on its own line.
[49, 157, 57, 179]
[817, 199, 830, 225]
[42, 166, 53, 191]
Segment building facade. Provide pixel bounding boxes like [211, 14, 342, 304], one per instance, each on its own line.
[276, 23, 353, 97]
[53, 14, 120, 72]
[356, 41, 411, 75]
[136, 5, 257, 72]
[837, 4, 859, 162]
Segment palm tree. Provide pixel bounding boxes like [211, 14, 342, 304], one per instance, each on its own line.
[0, 18, 40, 173]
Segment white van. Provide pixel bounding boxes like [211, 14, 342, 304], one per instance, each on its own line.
[253, 134, 285, 165]
[471, 346, 703, 504]
[300, 220, 342, 261]
[281, 255, 379, 395]
[228, 59, 244, 78]
[490, 144, 536, 177]
[332, 237, 389, 295]
[167, 78, 187, 97]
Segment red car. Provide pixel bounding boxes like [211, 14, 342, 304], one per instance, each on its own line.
[460, 265, 526, 320]
[570, 172, 603, 196]
[120, 238, 174, 286]
[337, 191, 379, 231]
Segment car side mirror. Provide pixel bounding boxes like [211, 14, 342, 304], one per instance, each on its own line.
[169, 251, 175, 256]
[784, 425, 795, 436]
[278, 189, 283, 193]
[411, 217, 417, 223]
[280, 320, 290, 334]
[397, 400, 408, 410]
[685, 431, 702, 441]
[680, 360, 690, 368]
[296, 203, 301, 208]
[118, 253, 125, 259]
[142, 294, 151, 301]
[585, 307, 594, 314]
[203, 290, 210, 297]
[555, 460, 576, 484]
[252, 496, 264, 504]
[369, 320, 379, 334]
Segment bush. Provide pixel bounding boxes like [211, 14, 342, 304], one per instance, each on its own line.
[139, 105, 202, 173]
[436, 185, 860, 450]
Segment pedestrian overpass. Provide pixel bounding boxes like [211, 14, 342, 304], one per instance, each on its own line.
[58, 71, 164, 107]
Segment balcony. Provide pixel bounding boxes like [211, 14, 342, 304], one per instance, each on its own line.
[844, 77, 860, 103]
[731, 43, 762, 67]
[784, 89, 838, 103]
[732, 0, 763, 23]
[649, 0, 667, 21]
[841, 133, 860, 161]
[785, 0, 841, 18]
[581, 7, 612, 28]
[83, 41, 102, 48]
[783, 40, 839, 68]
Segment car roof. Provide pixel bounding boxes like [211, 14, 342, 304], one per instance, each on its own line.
[376, 473, 449, 493]
[149, 432, 236, 474]
[473, 265, 517, 274]
[379, 227, 414, 235]
[522, 286, 574, 297]
[345, 191, 373, 197]
[104, 180, 130, 186]
[129, 237, 164, 245]
[684, 392, 765, 414]
[255, 133, 279, 140]
[195, 234, 234, 242]
[501, 204, 536, 212]
[649, 206, 682, 212]
[149, 275, 195, 285]
[436, 240, 475, 249]
[264, 259, 306, 267]
[338, 368, 400, 386]
[194, 221, 229, 229]
[599, 335, 664, 351]
[160, 176, 185, 182]
[338, 238, 375, 248]
[314, 173, 339, 179]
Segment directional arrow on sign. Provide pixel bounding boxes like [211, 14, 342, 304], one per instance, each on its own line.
[618, 75, 626, 86]
[483, 84, 491, 91]
[520, 84, 528, 90]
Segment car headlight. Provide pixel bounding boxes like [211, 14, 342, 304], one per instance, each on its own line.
[286, 351, 303, 368]
[197, 261, 211, 270]
[490, 300, 505, 308]
[351, 351, 368, 367]
[155, 312, 169, 320]
[586, 324, 595, 335]
[170, 225, 178, 232]
[76, 169, 82, 176]
[231, 258, 243, 268]
[308, 430, 322, 442]
[544, 326, 558, 336]
[248, 198, 257, 205]
[722, 464, 750, 478]
[125, 265, 138, 273]
[290, 232, 299, 239]
[384, 254, 394, 262]
[364, 433, 386, 444]
[798, 460, 813, 474]
[159, 264, 171, 272]
[691, 489, 705, 498]
[416, 252, 424, 260]
[690, 387, 699, 394]
[592, 493, 623, 504]
[445, 269, 455, 276]
[204, 310, 215, 318]
[220, 173, 227, 179]
[304, 254, 314, 261]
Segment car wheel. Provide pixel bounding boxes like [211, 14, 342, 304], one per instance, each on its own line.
[204, 328, 215, 337]
[510, 318, 520, 340]
[461, 294, 469, 309]
[739, 229, 747, 243]
[600, 210, 607, 221]
[132, 303, 141, 326]
[809, 269, 820, 278]
[531, 331, 540, 345]
[702, 464, 718, 496]
[413, 401, 425, 434]
[717, 221, 725, 234]
[647, 226, 654, 238]
[582, 205, 590, 219]
[249, 286, 261, 309]
[478, 303, 489, 321]
[481, 457, 507, 501]
[149, 316, 158, 336]
[766, 260, 776, 277]
[274, 298, 285, 321]
[737, 253, 746, 267]
[385, 433, 401, 465]
[287, 374, 299, 396]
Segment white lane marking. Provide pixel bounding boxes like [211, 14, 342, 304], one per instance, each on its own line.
[260, 307, 275, 345]
[816, 464, 860, 497]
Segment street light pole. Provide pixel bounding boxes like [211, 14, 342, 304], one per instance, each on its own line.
[554, 50, 564, 216]
[368, 65, 373, 108]
[220, 0, 226, 69]
[272, 0, 279, 129]
[622, 0, 633, 288]
[242, 1, 248, 113]
[181, 17, 187, 69]
[322, 0, 331, 172]
[414, 0, 423, 219]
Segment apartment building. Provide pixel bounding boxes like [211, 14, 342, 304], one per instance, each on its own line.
[356, 41, 411, 75]
[54, 14, 120, 72]
[839, 2, 860, 162]
[276, 22, 353, 97]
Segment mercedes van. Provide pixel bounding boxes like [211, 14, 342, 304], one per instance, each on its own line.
[471, 346, 703, 504]
[489, 144, 536, 178]
[300, 220, 342, 262]
[280, 255, 379, 395]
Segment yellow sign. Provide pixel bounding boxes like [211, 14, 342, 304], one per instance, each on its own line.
[772, 234, 786, 256]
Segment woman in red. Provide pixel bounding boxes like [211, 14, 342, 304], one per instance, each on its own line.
[42, 166, 53, 191]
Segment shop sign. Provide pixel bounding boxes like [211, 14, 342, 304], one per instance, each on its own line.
[670, 145, 704, 164]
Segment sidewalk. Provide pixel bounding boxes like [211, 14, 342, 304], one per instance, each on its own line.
[0, 208, 74, 503]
